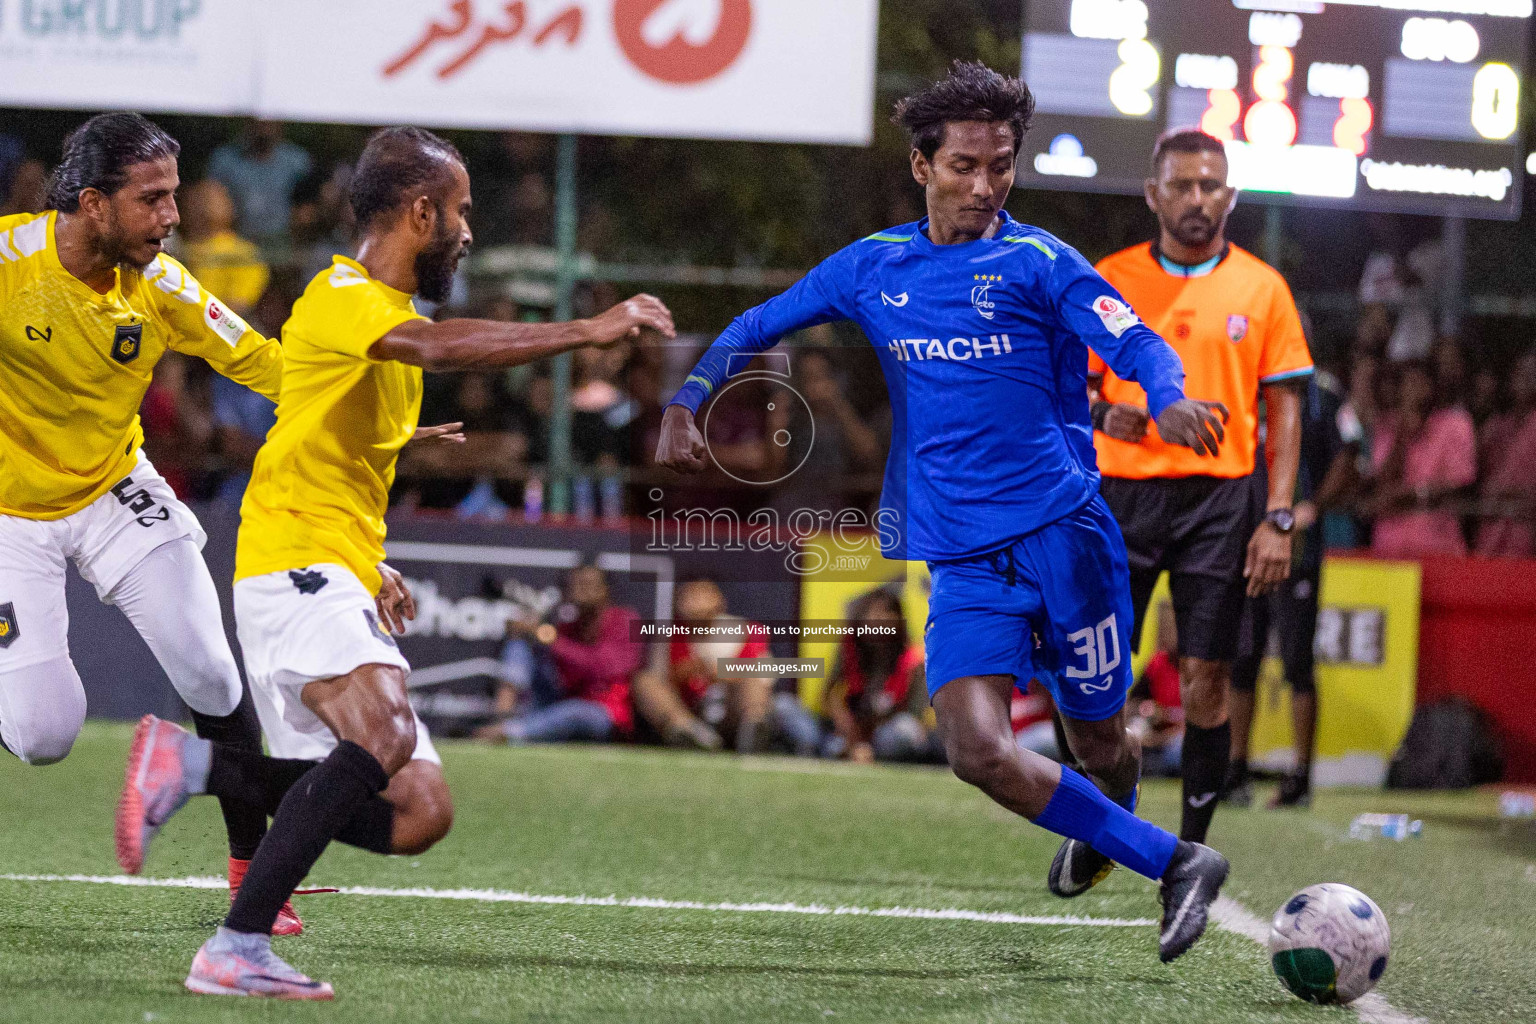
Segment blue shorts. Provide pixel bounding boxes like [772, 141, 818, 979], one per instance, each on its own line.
[924, 497, 1135, 722]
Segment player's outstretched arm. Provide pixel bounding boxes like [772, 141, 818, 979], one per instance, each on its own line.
[369, 294, 675, 371]
[153, 255, 284, 402]
[657, 246, 857, 474]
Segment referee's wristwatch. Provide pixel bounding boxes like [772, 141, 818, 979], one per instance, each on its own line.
[1263, 507, 1296, 534]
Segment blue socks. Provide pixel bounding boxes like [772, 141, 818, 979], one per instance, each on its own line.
[1034, 766, 1178, 880]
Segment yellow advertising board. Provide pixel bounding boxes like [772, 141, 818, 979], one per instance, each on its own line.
[798, 537, 1419, 787]
[1225, 558, 1421, 787]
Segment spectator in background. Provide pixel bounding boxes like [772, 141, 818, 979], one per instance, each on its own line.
[821, 590, 939, 764]
[767, 341, 886, 514]
[211, 373, 278, 505]
[208, 120, 313, 245]
[0, 157, 46, 216]
[177, 179, 270, 314]
[140, 353, 214, 499]
[406, 369, 533, 517]
[1357, 217, 1440, 362]
[1348, 352, 1381, 434]
[633, 578, 775, 752]
[1128, 646, 1185, 779]
[572, 340, 639, 471]
[0, 133, 21, 194]
[1011, 680, 1062, 761]
[471, 132, 554, 246]
[290, 161, 356, 282]
[475, 565, 642, 744]
[175, 178, 277, 504]
[1429, 337, 1467, 411]
[1365, 360, 1476, 557]
[1475, 348, 1536, 558]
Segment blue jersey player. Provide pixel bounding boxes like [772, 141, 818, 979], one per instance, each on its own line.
[657, 62, 1232, 962]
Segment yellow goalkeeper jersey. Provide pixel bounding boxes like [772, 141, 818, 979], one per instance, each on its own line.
[0, 210, 283, 519]
[236, 256, 425, 596]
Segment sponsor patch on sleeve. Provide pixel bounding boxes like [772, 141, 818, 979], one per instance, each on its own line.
[204, 298, 250, 347]
[1093, 295, 1140, 338]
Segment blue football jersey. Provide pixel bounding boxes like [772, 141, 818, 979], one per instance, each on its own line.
[669, 212, 1188, 561]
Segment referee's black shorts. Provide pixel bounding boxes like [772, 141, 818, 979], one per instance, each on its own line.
[1100, 473, 1262, 663]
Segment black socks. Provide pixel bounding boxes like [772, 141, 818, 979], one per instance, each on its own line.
[224, 741, 389, 934]
[189, 690, 267, 861]
[204, 744, 398, 856]
[1180, 720, 1231, 843]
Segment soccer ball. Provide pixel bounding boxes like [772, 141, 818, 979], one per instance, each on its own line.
[1268, 883, 1391, 1004]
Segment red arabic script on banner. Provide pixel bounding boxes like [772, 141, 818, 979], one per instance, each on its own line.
[383, 1, 584, 80]
[384, 0, 751, 85]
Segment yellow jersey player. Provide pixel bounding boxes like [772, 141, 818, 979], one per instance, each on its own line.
[117, 125, 674, 999]
[0, 113, 311, 929]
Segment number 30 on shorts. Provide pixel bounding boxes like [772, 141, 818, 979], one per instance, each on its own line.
[1064, 614, 1121, 680]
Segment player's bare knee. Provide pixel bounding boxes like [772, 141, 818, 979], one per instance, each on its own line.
[350, 698, 417, 775]
[1179, 659, 1230, 727]
[392, 772, 454, 855]
[373, 711, 418, 775]
[1078, 735, 1137, 787]
[947, 732, 1016, 791]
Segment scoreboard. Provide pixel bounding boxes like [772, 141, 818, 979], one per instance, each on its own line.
[1020, 0, 1531, 218]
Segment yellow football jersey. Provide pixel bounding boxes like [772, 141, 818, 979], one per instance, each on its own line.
[0, 210, 282, 519]
[179, 229, 270, 314]
[236, 256, 426, 595]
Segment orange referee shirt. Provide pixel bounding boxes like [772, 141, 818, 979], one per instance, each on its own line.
[1089, 242, 1313, 480]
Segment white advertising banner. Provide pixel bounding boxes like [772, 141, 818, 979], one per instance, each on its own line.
[0, 0, 260, 115]
[256, 0, 880, 144]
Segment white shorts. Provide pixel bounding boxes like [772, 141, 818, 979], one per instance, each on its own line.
[0, 453, 205, 671]
[233, 563, 438, 764]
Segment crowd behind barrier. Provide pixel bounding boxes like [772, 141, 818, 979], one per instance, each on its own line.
[7, 123, 1534, 777]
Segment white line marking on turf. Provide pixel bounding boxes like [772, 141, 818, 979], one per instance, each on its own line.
[1, 873, 1431, 1020]
[0, 873, 1154, 928]
[1212, 896, 1429, 1024]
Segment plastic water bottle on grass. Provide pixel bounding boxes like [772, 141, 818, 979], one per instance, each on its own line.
[1348, 813, 1423, 841]
[1499, 792, 1536, 819]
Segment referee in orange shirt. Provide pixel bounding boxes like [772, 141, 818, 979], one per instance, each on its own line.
[1090, 130, 1313, 845]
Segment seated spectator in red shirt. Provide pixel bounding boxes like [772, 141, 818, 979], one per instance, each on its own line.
[822, 590, 940, 764]
[476, 565, 642, 744]
[633, 578, 774, 752]
[1476, 349, 1536, 558]
[1365, 360, 1476, 557]
[1011, 680, 1062, 760]
[1127, 649, 1185, 779]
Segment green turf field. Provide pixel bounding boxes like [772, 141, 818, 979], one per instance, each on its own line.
[0, 722, 1529, 1023]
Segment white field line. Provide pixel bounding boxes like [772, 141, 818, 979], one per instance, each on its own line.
[1212, 896, 1428, 1024]
[0, 873, 1153, 928]
[0, 872, 1432, 1020]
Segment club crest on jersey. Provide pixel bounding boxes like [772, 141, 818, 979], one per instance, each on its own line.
[110, 322, 143, 364]
[971, 275, 1001, 320]
[1093, 296, 1139, 338]
[0, 603, 18, 648]
[1227, 314, 1249, 342]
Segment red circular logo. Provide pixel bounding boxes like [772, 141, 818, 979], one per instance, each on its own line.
[613, 0, 752, 85]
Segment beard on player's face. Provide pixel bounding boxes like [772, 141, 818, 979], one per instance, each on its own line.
[99, 206, 161, 269]
[1164, 209, 1222, 249]
[414, 212, 466, 303]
